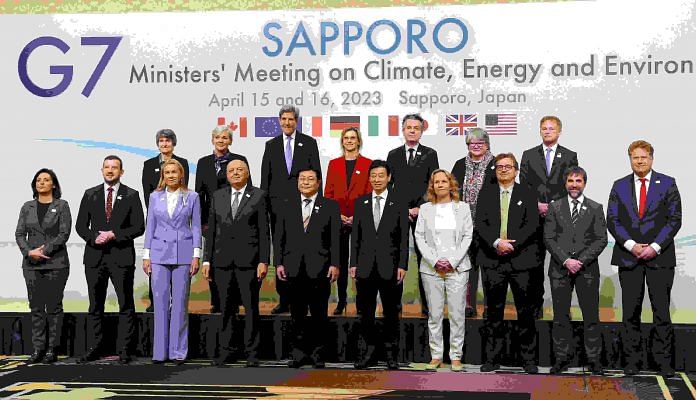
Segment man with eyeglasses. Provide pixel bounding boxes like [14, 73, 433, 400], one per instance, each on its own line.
[475, 153, 540, 374]
[386, 113, 439, 316]
[520, 116, 578, 320]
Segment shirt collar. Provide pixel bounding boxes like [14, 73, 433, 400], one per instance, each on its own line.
[499, 183, 514, 193]
[405, 143, 419, 153]
[543, 143, 559, 153]
[568, 194, 585, 206]
[284, 132, 296, 141]
[301, 192, 318, 203]
[104, 182, 120, 193]
[634, 171, 653, 183]
[373, 189, 388, 200]
[231, 185, 247, 196]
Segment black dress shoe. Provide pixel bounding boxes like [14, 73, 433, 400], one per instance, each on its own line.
[354, 358, 378, 369]
[550, 360, 570, 374]
[118, 353, 132, 364]
[659, 366, 675, 378]
[145, 304, 154, 313]
[589, 362, 604, 375]
[534, 308, 544, 320]
[313, 359, 326, 369]
[523, 363, 539, 374]
[43, 350, 57, 364]
[624, 365, 639, 376]
[210, 306, 221, 314]
[465, 307, 477, 318]
[27, 350, 45, 364]
[152, 359, 167, 365]
[480, 363, 500, 372]
[271, 303, 290, 314]
[246, 358, 260, 368]
[172, 359, 186, 366]
[287, 358, 303, 368]
[79, 347, 101, 363]
[387, 359, 400, 370]
[332, 303, 346, 316]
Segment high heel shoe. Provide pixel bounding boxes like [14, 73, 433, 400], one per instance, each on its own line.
[451, 360, 464, 372]
[425, 359, 442, 370]
[332, 302, 346, 315]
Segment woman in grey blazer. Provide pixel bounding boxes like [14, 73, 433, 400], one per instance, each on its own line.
[415, 169, 473, 372]
[15, 168, 72, 364]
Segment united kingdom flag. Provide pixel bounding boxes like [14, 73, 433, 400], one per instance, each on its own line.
[445, 114, 477, 136]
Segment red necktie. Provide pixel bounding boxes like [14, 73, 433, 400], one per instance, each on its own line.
[638, 178, 647, 219]
[106, 187, 114, 222]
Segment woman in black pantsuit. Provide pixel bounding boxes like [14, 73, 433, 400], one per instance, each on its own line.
[15, 168, 71, 364]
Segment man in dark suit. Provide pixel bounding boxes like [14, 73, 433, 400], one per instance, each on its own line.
[75, 155, 145, 364]
[476, 153, 540, 374]
[261, 105, 322, 314]
[196, 125, 251, 314]
[350, 160, 409, 370]
[607, 140, 682, 377]
[520, 116, 579, 319]
[274, 168, 339, 368]
[544, 166, 607, 375]
[142, 128, 190, 312]
[386, 113, 438, 316]
[202, 159, 269, 367]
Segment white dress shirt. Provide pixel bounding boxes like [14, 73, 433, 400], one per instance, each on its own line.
[404, 143, 419, 162]
[103, 182, 121, 207]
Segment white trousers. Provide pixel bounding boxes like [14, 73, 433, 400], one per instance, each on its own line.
[421, 270, 469, 360]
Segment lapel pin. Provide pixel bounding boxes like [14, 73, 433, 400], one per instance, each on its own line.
[364, 200, 369, 204]
[655, 180, 661, 184]
[389, 201, 393, 206]
[517, 200, 523, 206]
[117, 195, 123, 200]
[582, 206, 587, 210]
[557, 153, 562, 158]
[51, 209, 57, 213]
[155, 168, 160, 172]
[298, 142, 304, 147]
[416, 152, 421, 156]
[245, 193, 251, 198]
[356, 170, 361, 174]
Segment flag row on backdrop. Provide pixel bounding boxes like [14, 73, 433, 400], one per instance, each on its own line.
[216, 114, 517, 138]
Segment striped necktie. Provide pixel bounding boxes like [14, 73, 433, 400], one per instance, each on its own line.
[302, 199, 312, 231]
[571, 199, 579, 225]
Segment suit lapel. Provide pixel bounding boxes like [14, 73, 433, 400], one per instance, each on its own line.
[560, 197, 573, 226]
[40, 199, 60, 229]
[645, 172, 662, 213]
[337, 157, 350, 194]
[234, 187, 253, 219]
[377, 193, 395, 234]
[290, 132, 303, 176]
[26, 201, 42, 232]
[536, 145, 548, 177]
[171, 191, 186, 221]
[96, 186, 108, 223]
[549, 145, 565, 178]
[627, 175, 640, 218]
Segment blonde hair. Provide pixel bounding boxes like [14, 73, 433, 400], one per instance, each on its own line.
[426, 169, 460, 203]
[340, 126, 362, 154]
[156, 159, 188, 192]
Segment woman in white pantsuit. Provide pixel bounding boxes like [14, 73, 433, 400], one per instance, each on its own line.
[415, 169, 473, 372]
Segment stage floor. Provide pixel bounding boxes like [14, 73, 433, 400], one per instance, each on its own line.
[0, 356, 695, 399]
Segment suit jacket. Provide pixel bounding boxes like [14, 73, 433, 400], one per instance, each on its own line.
[76, 183, 145, 268]
[273, 195, 340, 279]
[544, 196, 608, 279]
[606, 171, 682, 268]
[203, 185, 270, 269]
[475, 183, 540, 270]
[195, 152, 251, 226]
[142, 154, 190, 209]
[386, 144, 439, 208]
[451, 156, 498, 199]
[350, 192, 409, 280]
[260, 132, 322, 202]
[144, 190, 202, 265]
[520, 144, 578, 204]
[15, 199, 72, 269]
[324, 155, 373, 217]
[415, 201, 473, 275]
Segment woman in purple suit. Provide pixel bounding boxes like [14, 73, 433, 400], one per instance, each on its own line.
[142, 159, 201, 365]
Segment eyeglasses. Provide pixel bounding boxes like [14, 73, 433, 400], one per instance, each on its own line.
[468, 142, 486, 148]
[495, 165, 515, 171]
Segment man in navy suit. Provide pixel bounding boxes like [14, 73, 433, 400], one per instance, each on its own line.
[607, 140, 682, 377]
[261, 105, 322, 314]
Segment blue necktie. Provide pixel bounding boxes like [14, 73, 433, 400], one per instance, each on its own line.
[285, 136, 293, 174]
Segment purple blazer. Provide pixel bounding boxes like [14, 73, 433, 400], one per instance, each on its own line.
[144, 190, 202, 265]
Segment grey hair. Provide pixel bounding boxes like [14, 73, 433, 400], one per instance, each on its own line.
[278, 104, 300, 120]
[465, 128, 490, 148]
[211, 125, 232, 139]
[155, 128, 177, 146]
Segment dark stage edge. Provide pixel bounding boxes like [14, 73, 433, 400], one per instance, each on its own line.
[1, 313, 696, 372]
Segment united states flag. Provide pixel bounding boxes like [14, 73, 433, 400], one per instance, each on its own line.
[485, 113, 517, 135]
[445, 114, 477, 136]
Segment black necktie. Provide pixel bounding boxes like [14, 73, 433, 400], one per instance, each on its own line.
[407, 148, 415, 167]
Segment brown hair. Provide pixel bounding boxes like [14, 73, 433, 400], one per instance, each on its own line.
[540, 115, 562, 131]
[494, 153, 519, 170]
[156, 159, 188, 192]
[628, 140, 654, 157]
[426, 169, 460, 203]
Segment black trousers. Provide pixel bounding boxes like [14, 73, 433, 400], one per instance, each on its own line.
[550, 270, 601, 363]
[531, 223, 546, 314]
[269, 201, 289, 307]
[335, 225, 351, 305]
[619, 264, 675, 369]
[23, 268, 69, 351]
[288, 270, 330, 362]
[466, 247, 486, 312]
[216, 268, 260, 360]
[400, 217, 428, 312]
[85, 264, 136, 354]
[356, 269, 401, 362]
[482, 263, 538, 365]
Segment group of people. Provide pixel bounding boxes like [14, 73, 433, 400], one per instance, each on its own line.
[14, 106, 682, 377]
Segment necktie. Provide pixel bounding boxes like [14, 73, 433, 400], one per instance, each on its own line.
[303, 198, 312, 231]
[106, 187, 114, 222]
[571, 199, 579, 225]
[373, 195, 382, 229]
[215, 154, 228, 174]
[500, 190, 509, 239]
[231, 191, 241, 220]
[545, 148, 553, 176]
[285, 136, 293, 174]
[638, 178, 647, 218]
[407, 148, 415, 167]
